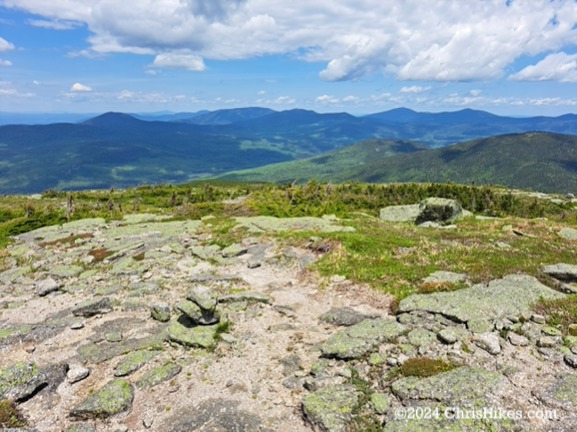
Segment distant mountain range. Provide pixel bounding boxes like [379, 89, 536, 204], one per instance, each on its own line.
[224, 132, 577, 193]
[0, 107, 576, 193]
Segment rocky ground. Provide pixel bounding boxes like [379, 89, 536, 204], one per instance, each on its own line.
[0, 208, 576, 431]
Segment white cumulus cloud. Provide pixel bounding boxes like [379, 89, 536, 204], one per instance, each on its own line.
[0, 59, 12, 67]
[510, 52, 577, 83]
[2, 0, 577, 81]
[152, 51, 205, 71]
[70, 82, 92, 92]
[0, 37, 15, 52]
[400, 86, 431, 94]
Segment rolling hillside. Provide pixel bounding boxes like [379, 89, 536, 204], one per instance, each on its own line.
[222, 132, 577, 193]
[221, 139, 427, 183]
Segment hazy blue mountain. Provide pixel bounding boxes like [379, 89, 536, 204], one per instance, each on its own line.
[182, 107, 276, 125]
[0, 112, 96, 126]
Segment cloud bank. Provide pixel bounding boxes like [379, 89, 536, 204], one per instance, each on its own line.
[2, 0, 577, 82]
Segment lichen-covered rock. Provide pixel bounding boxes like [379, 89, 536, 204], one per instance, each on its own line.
[407, 328, 437, 348]
[535, 373, 577, 410]
[391, 367, 505, 406]
[72, 298, 113, 318]
[136, 362, 182, 389]
[176, 300, 220, 325]
[542, 263, 577, 282]
[114, 350, 159, 377]
[320, 318, 406, 359]
[379, 204, 420, 222]
[422, 271, 467, 285]
[234, 216, 355, 234]
[70, 379, 134, 419]
[302, 384, 360, 432]
[36, 277, 61, 297]
[186, 285, 218, 312]
[474, 333, 502, 355]
[219, 292, 272, 304]
[558, 227, 577, 241]
[0, 362, 46, 401]
[65, 423, 97, 432]
[370, 392, 391, 415]
[415, 198, 463, 226]
[160, 398, 265, 432]
[399, 275, 564, 326]
[150, 303, 171, 322]
[167, 317, 220, 349]
[319, 307, 373, 327]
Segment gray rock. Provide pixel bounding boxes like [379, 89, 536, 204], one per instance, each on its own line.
[176, 300, 220, 325]
[320, 318, 406, 359]
[407, 328, 437, 347]
[370, 393, 391, 415]
[160, 398, 266, 432]
[219, 292, 272, 304]
[399, 274, 564, 327]
[379, 204, 420, 222]
[302, 385, 360, 432]
[422, 271, 467, 285]
[437, 328, 459, 344]
[319, 307, 374, 327]
[564, 354, 577, 368]
[186, 285, 218, 311]
[72, 298, 113, 318]
[415, 198, 463, 226]
[136, 362, 182, 389]
[543, 263, 577, 282]
[114, 350, 159, 377]
[537, 336, 557, 348]
[67, 365, 90, 384]
[391, 366, 505, 405]
[70, 379, 134, 420]
[474, 333, 501, 355]
[535, 373, 577, 410]
[467, 319, 494, 334]
[167, 316, 220, 349]
[280, 354, 303, 377]
[221, 243, 248, 258]
[508, 333, 529, 347]
[558, 227, 577, 241]
[36, 277, 61, 297]
[65, 423, 97, 432]
[0, 362, 46, 401]
[150, 303, 171, 322]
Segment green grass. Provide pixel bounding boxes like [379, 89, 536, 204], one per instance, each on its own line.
[0, 399, 27, 428]
[533, 296, 577, 336]
[395, 357, 458, 378]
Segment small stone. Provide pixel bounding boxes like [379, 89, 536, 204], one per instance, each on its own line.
[542, 326, 563, 337]
[36, 277, 61, 296]
[438, 328, 458, 344]
[176, 300, 220, 325]
[508, 333, 529, 347]
[187, 285, 218, 311]
[370, 393, 391, 415]
[319, 307, 372, 327]
[564, 354, 577, 368]
[537, 336, 557, 348]
[559, 227, 577, 241]
[543, 263, 577, 282]
[143, 418, 154, 429]
[70, 379, 134, 420]
[247, 260, 262, 269]
[105, 332, 123, 343]
[71, 322, 85, 330]
[467, 319, 494, 334]
[150, 303, 171, 322]
[25, 345, 36, 353]
[68, 365, 90, 384]
[72, 298, 113, 318]
[474, 333, 501, 355]
[531, 314, 546, 324]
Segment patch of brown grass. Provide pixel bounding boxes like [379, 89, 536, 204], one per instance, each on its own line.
[0, 399, 27, 428]
[40, 233, 93, 248]
[88, 247, 112, 262]
[397, 357, 457, 378]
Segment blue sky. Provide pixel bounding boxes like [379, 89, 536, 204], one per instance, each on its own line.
[1, 0, 577, 116]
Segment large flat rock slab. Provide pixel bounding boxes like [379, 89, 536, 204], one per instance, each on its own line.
[234, 216, 355, 233]
[320, 318, 406, 359]
[398, 274, 564, 325]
